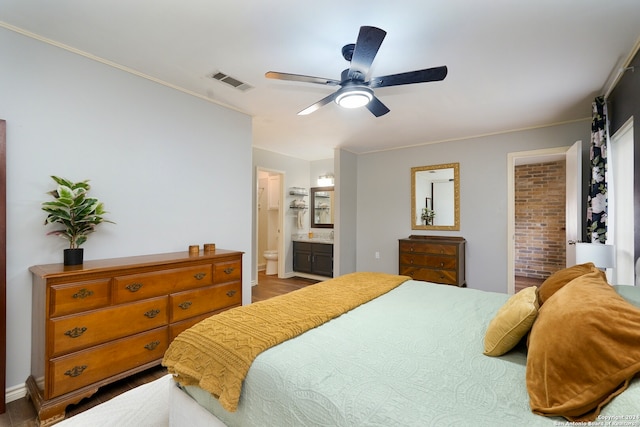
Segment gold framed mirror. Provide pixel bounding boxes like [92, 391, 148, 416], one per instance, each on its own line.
[411, 163, 460, 230]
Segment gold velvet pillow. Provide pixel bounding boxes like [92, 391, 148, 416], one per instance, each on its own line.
[537, 262, 604, 305]
[483, 286, 539, 357]
[526, 270, 640, 422]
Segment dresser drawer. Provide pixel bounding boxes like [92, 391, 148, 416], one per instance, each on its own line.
[399, 241, 457, 256]
[399, 253, 457, 270]
[48, 327, 168, 399]
[399, 266, 457, 285]
[113, 265, 213, 304]
[50, 296, 168, 357]
[170, 282, 241, 323]
[169, 312, 216, 340]
[50, 279, 111, 317]
[213, 260, 241, 284]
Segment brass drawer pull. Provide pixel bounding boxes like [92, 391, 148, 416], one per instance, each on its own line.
[223, 267, 235, 275]
[65, 365, 87, 377]
[226, 290, 237, 298]
[126, 283, 143, 292]
[64, 327, 87, 338]
[73, 289, 94, 299]
[194, 272, 207, 280]
[144, 309, 161, 318]
[178, 301, 192, 310]
[144, 341, 160, 351]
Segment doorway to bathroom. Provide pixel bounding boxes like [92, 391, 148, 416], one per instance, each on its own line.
[256, 168, 285, 281]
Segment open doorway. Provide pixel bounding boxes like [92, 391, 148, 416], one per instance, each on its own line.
[507, 143, 581, 294]
[255, 168, 285, 283]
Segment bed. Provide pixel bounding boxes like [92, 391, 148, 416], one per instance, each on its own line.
[163, 268, 640, 426]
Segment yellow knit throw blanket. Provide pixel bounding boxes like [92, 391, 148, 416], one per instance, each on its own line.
[162, 272, 410, 412]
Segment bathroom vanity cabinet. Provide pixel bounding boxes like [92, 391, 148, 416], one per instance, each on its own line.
[293, 241, 333, 277]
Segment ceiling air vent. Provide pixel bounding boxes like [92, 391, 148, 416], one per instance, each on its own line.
[209, 71, 253, 92]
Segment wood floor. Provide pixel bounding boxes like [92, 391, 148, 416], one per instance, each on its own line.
[252, 271, 319, 302]
[515, 275, 545, 293]
[0, 272, 318, 427]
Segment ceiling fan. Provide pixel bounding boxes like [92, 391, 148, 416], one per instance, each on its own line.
[265, 26, 448, 117]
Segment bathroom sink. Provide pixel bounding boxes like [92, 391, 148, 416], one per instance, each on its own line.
[294, 236, 333, 244]
[311, 238, 333, 243]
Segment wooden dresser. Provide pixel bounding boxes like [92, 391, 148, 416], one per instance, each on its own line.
[399, 235, 466, 287]
[28, 249, 243, 426]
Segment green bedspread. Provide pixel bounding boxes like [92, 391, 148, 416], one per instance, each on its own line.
[180, 279, 640, 426]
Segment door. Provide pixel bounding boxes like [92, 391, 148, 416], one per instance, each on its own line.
[312, 243, 334, 277]
[565, 140, 582, 266]
[610, 119, 634, 284]
[293, 242, 313, 274]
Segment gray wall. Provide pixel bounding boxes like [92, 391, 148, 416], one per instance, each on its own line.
[1, 28, 252, 393]
[335, 149, 358, 275]
[355, 121, 590, 293]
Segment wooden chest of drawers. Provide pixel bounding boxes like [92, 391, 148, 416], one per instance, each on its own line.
[27, 249, 243, 426]
[399, 235, 466, 287]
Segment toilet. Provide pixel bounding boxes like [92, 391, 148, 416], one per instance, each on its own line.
[264, 249, 278, 275]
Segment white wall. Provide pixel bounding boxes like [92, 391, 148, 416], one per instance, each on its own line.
[310, 158, 334, 188]
[355, 121, 590, 293]
[1, 28, 252, 394]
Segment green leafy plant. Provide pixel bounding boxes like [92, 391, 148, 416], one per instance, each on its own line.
[42, 176, 114, 248]
[421, 207, 435, 225]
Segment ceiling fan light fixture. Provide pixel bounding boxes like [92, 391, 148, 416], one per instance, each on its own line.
[335, 87, 373, 109]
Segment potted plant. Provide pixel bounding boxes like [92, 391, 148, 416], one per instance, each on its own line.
[421, 207, 435, 225]
[42, 176, 114, 265]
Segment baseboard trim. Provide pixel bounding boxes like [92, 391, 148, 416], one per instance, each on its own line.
[6, 382, 27, 403]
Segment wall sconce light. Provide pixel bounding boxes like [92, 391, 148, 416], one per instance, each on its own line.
[317, 174, 334, 186]
[575, 242, 616, 270]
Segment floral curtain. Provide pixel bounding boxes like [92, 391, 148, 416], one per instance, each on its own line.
[586, 96, 608, 243]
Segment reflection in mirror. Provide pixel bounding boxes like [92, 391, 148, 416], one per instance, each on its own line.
[411, 163, 460, 230]
[311, 186, 334, 228]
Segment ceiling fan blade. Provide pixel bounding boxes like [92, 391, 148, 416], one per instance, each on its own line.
[348, 26, 387, 80]
[369, 66, 448, 88]
[366, 96, 390, 117]
[298, 92, 338, 115]
[265, 71, 341, 86]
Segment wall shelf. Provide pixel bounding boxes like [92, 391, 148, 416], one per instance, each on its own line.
[289, 187, 308, 196]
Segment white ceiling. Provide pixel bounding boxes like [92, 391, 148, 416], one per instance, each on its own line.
[2, 1, 640, 161]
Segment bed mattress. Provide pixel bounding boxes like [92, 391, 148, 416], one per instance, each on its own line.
[172, 280, 640, 426]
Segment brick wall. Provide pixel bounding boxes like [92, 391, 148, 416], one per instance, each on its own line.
[514, 160, 566, 279]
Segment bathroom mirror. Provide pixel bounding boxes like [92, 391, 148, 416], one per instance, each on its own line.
[411, 163, 460, 230]
[311, 186, 334, 228]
